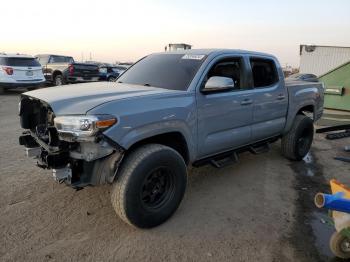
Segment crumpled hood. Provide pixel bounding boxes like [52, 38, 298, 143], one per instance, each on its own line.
[24, 82, 176, 115]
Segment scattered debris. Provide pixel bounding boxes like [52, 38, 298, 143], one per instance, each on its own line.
[334, 156, 350, 163]
[316, 124, 350, 134]
[316, 124, 350, 140]
[326, 132, 350, 140]
[317, 125, 350, 162]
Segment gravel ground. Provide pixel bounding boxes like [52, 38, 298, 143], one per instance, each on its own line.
[0, 90, 349, 262]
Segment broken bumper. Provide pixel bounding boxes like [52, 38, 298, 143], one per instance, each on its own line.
[19, 131, 124, 188]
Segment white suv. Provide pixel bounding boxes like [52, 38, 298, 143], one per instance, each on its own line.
[0, 53, 46, 93]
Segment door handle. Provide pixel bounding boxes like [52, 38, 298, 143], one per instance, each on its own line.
[240, 99, 253, 105]
[277, 94, 286, 100]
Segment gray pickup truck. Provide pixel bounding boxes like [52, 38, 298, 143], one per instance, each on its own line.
[18, 49, 324, 228]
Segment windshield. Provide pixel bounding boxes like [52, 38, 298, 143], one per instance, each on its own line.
[117, 53, 206, 91]
[36, 56, 49, 65]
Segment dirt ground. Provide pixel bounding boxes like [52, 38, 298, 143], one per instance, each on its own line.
[1, 90, 349, 262]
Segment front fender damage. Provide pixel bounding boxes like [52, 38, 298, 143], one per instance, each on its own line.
[90, 151, 124, 185]
[51, 138, 124, 188]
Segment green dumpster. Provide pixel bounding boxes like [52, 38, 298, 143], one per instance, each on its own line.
[319, 62, 350, 111]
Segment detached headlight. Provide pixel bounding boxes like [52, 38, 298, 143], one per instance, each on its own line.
[54, 115, 117, 139]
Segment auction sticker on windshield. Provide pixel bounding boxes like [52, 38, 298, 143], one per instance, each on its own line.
[181, 54, 205, 60]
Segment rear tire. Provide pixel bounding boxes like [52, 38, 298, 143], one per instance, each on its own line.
[111, 144, 187, 228]
[0, 87, 4, 94]
[281, 114, 314, 161]
[53, 74, 64, 86]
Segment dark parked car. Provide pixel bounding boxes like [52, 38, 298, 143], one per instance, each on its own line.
[98, 66, 121, 81]
[35, 54, 100, 86]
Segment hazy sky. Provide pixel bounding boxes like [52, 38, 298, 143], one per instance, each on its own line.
[1, 0, 349, 66]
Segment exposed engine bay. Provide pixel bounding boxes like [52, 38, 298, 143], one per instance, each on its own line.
[18, 95, 123, 189]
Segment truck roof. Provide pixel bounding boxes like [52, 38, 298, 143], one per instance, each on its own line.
[35, 54, 73, 58]
[159, 48, 275, 58]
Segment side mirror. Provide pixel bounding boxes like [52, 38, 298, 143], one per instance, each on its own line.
[202, 76, 235, 93]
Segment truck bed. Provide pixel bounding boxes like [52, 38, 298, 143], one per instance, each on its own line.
[285, 79, 324, 127]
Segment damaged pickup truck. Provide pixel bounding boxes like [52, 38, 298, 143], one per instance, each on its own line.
[19, 49, 324, 228]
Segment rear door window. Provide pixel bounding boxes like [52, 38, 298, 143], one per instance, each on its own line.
[0, 57, 41, 67]
[250, 58, 278, 88]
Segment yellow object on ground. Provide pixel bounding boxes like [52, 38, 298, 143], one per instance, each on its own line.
[329, 179, 350, 232]
[330, 179, 350, 198]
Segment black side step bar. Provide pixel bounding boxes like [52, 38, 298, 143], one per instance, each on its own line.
[193, 138, 276, 168]
[210, 152, 238, 168]
[249, 143, 270, 154]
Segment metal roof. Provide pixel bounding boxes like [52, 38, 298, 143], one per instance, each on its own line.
[318, 60, 350, 78]
[168, 43, 192, 47]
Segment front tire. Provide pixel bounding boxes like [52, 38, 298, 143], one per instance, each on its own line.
[281, 114, 314, 161]
[330, 231, 350, 259]
[111, 144, 187, 228]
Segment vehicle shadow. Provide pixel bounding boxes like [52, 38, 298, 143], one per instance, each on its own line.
[1, 144, 298, 261]
[1, 88, 29, 96]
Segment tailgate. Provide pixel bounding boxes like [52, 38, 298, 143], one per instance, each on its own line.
[71, 64, 99, 77]
[12, 66, 43, 81]
[285, 80, 324, 121]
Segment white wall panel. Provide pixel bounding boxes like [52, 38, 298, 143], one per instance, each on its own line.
[299, 45, 350, 76]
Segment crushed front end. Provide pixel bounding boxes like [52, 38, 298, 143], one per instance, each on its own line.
[18, 95, 124, 189]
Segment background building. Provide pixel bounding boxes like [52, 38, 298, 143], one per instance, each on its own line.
[300, 44, 350, 111]
[165, 43, 192, 52]
[300, 45, 350, 76]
